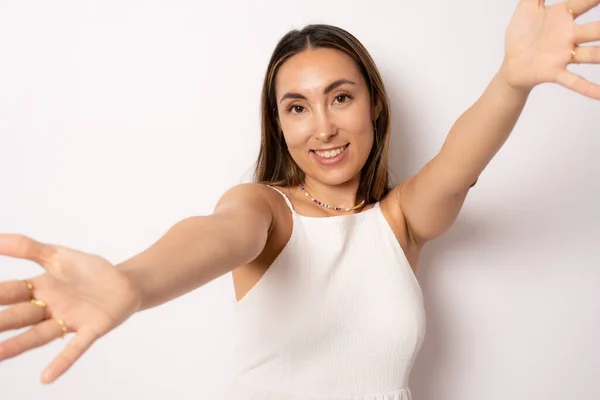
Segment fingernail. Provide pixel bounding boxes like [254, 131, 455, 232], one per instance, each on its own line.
[41, 370, 52, 384]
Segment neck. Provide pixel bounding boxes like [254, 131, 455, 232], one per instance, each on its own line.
[302, 176, 362, 209]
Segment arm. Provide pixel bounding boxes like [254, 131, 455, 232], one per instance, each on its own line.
[116, 183, 274, 311]
[399, 65, 529, 245]
[0, 183, 273, 383]
[399, 0, 600, 246]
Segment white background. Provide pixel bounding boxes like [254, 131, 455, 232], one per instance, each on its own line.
[0, 0, 599, 399]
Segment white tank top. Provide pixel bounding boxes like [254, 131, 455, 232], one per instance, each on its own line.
[225, 185, 426, 400]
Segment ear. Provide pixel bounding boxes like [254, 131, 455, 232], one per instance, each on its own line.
[371, 94, 383, 122]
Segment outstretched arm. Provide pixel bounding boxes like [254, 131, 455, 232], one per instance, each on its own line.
[117, 183, 275, 310]
[399, 66, 529, 243]
[0, 183, 274, 383]
[399, 0, 600, 245]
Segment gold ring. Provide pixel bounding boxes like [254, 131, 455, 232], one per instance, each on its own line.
[571, 48, 577, 61]
[52, 317, 67, 339]
[567, 4, 575, 17]
[31, 299, 47, 308]
[24, 279, 34, 298]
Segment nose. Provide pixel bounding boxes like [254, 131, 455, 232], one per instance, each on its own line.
[314, 109, 337, 141]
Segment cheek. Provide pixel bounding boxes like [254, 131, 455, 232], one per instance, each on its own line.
[280, 119, 313, 150]
[354, 129, 375, 160]
[344, 114, 374, 143]
[282, 131, 309, 150]
[348, 120, 376, 161]
[336, 102, 372, 132]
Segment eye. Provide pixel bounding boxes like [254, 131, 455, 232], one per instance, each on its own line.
[287, 104, 305, 114]
[334, 93, 353, 104]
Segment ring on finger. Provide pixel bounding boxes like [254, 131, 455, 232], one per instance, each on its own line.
[31, 299, 47, 308]
[28, 297, 68, 339]
[566, 3, 575, 17]
[52, 317, 67, 339]
[25, 280, 48, 310]
[24, 279, 34, 299]
[23, 283, 69, 339]
[570, 46, 578, 62]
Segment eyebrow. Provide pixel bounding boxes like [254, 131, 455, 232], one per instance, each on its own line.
[278, 79, 356, 104]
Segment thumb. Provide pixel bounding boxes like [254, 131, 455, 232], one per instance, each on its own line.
[0, 234, 56, 271]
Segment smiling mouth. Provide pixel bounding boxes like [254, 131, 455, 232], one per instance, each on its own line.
[311, 144, 349, 159]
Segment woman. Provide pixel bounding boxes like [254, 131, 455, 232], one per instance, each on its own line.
[0, 0, 598, 398]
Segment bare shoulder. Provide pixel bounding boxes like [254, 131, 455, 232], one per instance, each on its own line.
[214, 183, 279, 212]
[379, 183, 421, 270]
[214, 182, 292, 230]
[224, 183, 294, 302]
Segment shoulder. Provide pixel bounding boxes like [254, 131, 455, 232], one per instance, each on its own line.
[217, 182, 276, 202]
[217, 184, 294, 257]
[215, 183, 292, 221]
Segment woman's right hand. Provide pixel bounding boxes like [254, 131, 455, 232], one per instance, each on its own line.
[0, 234, 142, 384]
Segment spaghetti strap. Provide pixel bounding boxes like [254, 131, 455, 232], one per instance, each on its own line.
[266, 185, 295, 213]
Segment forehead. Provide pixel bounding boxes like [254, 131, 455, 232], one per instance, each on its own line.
[275, 48, 365, 97]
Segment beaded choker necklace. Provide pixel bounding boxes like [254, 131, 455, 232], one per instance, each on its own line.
[299, 185, 365, 212]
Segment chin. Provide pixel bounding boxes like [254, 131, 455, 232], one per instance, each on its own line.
[309, 169, 362, 187]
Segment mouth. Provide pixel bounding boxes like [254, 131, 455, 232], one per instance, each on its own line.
[311, 144, 350, 159]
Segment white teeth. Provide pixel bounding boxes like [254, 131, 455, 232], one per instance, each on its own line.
[315, 146, 346, 158]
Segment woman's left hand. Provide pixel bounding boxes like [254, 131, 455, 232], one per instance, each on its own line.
[502, 0, 600, 99]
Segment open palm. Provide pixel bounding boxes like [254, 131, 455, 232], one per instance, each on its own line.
[0, 234, 141, 383]
[504, 0, 600, 98]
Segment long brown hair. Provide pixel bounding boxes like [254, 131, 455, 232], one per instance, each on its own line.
[253, 24, 392, 204]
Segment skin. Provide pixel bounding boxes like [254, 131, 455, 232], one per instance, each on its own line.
[232, 47, 419, 304]
[275, 47, 378, 212]
[0, 0, 598, 386]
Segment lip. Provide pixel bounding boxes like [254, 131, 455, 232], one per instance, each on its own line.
[310, 144, 350, 166]
[312, 144, 349, 152]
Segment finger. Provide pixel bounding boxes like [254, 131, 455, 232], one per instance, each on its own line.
[0, 302, 46, 331]
[0, 318, 63, 361]
[0, 279, 36, 305]
[566, 0, 600, 17]
[42, 328, 98, 384]
[555, 69, 600, 100]
[571, 46, 600, 63]
[522, 0, 545, 6]
[0, 234, 56, 267]
[520, 0, 545, 6]
[574, 22, 600, 44]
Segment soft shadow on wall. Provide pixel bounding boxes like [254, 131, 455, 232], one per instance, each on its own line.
[384, 72, 491, 400]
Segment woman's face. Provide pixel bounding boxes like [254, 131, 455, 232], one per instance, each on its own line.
[275, 48, 377, 187]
